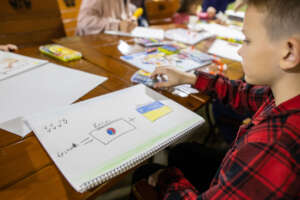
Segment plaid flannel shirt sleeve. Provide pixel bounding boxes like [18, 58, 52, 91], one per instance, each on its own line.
[158, 141, 299, 200]
[194, 71, 271, 115]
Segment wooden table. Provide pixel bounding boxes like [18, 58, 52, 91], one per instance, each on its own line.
[0, 27, 244, 200]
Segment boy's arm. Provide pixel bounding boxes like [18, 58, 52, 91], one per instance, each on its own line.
[157, 142, 298, 199]
[194, 71, 271, 114]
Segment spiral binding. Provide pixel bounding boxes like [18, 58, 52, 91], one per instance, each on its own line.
[78, 121, 202, 193]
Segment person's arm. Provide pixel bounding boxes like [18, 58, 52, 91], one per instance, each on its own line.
[151, 67, 270, 115]
[0, 44, 18, 52]
[76, 0, 120, 35]
[156, 141, 297, 200]
[193, 71, 271, 114]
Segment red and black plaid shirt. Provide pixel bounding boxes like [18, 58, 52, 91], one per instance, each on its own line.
[157, 72, 300, 200]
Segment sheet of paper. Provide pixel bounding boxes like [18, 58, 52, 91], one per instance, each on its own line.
[0, 51, 47, 81]
[225, 10, 245, 21]
[131, 27, 164, 40]
[194, 23, 245, 40]
[25, 84, 204, 192]
[0, 63, 107, 137]
[104, 27, 164, 40]
[165, 28, 214, 45]
[208, 39, 242, 62]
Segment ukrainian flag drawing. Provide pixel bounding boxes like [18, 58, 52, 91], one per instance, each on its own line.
[137, 101, 172, 122]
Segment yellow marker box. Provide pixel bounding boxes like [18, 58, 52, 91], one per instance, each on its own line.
[39, 44, 82, 62]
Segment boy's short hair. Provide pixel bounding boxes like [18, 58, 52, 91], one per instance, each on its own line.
[244, 0, 300, 40]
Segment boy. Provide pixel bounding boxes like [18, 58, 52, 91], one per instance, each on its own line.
[147, 0, 300, 199]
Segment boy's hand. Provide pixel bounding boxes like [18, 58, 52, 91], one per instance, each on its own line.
[150, 66, 197, 89]
[0, 44, 18, 52]
[148, 169, 165, 187]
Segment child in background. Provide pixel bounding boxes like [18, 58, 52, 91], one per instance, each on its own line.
[0, 44, 18, 52]
[76, 0, 139, 36]
[133, 0, 300, 199]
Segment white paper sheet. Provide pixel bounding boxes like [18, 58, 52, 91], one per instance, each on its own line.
[0, 63, 107, 137]
[0, 51, 47, 81]
[208, 39, 242, 62]
[104, 27, 164, 40]
[193, 23, 245, 41]
[165, 28, 215, 45]
[131, 27, 164, 40]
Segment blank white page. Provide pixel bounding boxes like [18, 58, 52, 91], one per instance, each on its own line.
[0, 63, 107, 135]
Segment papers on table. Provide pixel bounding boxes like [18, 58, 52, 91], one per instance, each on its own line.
[121, 46, 212, 73]
[208, 39, 242, 62]
[165, 28, 215, 45]
[104, 27, 164, 40]
[0, 52, 107, 137]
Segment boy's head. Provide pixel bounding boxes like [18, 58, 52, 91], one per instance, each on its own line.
[238, 0, 300, 86]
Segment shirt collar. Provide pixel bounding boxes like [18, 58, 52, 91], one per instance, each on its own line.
[252, 94, 300, 125]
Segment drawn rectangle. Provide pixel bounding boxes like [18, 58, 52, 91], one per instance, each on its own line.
[89, 119, 135, 145]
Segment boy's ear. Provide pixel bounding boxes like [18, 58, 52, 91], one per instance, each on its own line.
[280, 37, 300, 70]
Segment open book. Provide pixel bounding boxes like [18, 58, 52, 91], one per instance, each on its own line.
[25, 84, 205, 193]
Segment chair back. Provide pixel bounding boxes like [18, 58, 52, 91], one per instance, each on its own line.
[0, 0, 65, 47]
[145, 0, 180, 25]
[57, 0, 82, 36]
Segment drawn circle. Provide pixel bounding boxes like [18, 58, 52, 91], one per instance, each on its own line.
[106, 128, 116, 135]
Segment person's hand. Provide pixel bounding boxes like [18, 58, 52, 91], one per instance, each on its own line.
[233, 0, 246, 11]
[0, 44, 18, 52]
[148, 169, 165, 187]
[120, 19, 137, 33]
[150, 66, 197, 89]
[105, 20, 120, 31]
[207, 6, 217, 19]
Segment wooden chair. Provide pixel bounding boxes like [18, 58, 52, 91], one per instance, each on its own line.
[57, 0, 82, 36]
[0, 0, 65, 47]
[145, 0, 180, 25]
